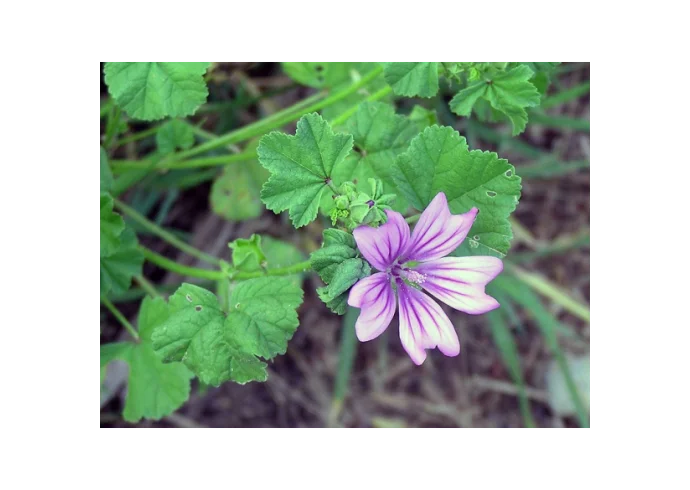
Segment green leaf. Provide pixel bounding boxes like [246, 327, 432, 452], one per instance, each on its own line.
[311, 229, 370, 314]
[137, 295, 170, 341]
[449, 82, 487, 117]
[227, 277, 303, 359]
[310, 229, 358, 283]
[282, 62, 353, 89]
[100, 228, 144, 295]
[449, 65, 541, 135]
[316, 258, 371, 315]
[104, 62, 211, 121]
[100, 193, 125, 257]
[229, 234, 305, 273]
[319, 258, 370, 300]
[219, 236, 306, 306]
[155, 284, 263, 386]
[331, 101, 419, 212]
[383, 62, 439, 97]
[210, 159, 267, 222]
[317, 289, 351, 316]
[156, 119, 195, 154]
[100, 297, 193, 422]
[258, 113, 353, 228]
[229, 234, 267, 272]
[100, 342, 132, 367]
[392, 125, 521, 258]
[121, 343, 193, 422]
[100, 147, 113, 193]
[261, 236, 306, 269]
[520, 62, 560, 94]
[152, 280, 303, 386]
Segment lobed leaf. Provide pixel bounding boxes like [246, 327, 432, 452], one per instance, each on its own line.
[331, 101, 420, 212]
[104, 62, 211, 121]
[210, 159, 267, 222]
[258, 113, 353, 228]
[156, 119, 195, 154]
[450, 65, 541, 135]
[100, 228, 144, 295]
[393, 125, 521, 258]
[383, 62, 439, 98]
[100, 297, 193, 422]
[152, 280, 303, 386]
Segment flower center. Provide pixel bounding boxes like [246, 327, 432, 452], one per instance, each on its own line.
[390, 264, 427, 285]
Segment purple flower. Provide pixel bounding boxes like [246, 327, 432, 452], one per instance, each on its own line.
[348, 192, 503, 365]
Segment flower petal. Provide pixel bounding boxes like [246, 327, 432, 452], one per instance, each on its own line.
[348, 272, 396, 342]
[401, 192, 477, 263]
[415, 256, 503, 314]
[397, 280, 460, 365]
[353, 210, 410, 271]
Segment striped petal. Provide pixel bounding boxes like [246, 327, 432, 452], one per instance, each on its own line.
[348, 272, 396, 342]
[415, 256, 503, 314]
[402, 192, 477, 263]
[396, 280, 460, 365]
[353, 210, 410, 271]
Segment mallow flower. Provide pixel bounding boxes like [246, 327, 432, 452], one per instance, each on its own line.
[348, 192, 503, 365]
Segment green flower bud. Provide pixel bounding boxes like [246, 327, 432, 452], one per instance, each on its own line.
[335, 195, 349, 210]
[339, 181, 358, 201]
[367, 178, 384, 199]
[377, 193, 396, 206]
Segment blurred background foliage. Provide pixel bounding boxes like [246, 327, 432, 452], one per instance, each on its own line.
[100, 62, 589, 428]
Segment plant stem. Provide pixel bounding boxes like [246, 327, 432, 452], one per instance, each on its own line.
[509, 264, 590, 322]
[326, 180, 339, 195]
[101, 296, 140, 342]
[510, 217, 541, 249]
[141, 247, 226, 280]
[170, 66, 384, 162]
[141, 245, 312, 281]
[115, 199, 221, 266]
[103, 106, 122, 149]
[135, 275, 161, 298]
[405, 214, 421, 225]
[329, 85, 392, 126]
[111, 151, 256, 174]
[233, 260, 312, 279]
[115, 126, 160, 148]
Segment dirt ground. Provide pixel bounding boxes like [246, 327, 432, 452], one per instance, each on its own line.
[100, 62, 590, 428]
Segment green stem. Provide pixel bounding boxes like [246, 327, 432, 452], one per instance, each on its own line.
[405, 214, 421, 225]
[135, 275, 161, 298]
[103, 106, 122, 149]
[326, 180, 340, 195]
[115, 126, 160, 147]
[171, 66, 384, 162]
[329, 85, 392, 126]
[111, 150, 256, 174]
[115, 199, 221, 266]
[101, 296, 140, 342]
[141, 246, 225, 280]
[510, 217, 541, 249]
[233, 260, 312, 279]
[141, 245, 312, 281]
